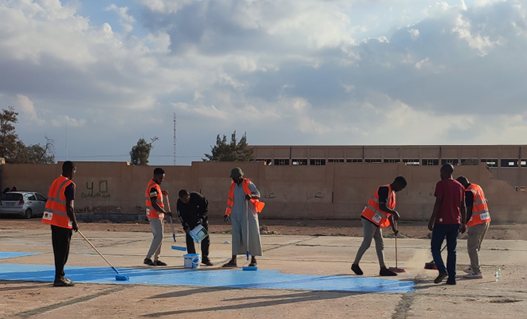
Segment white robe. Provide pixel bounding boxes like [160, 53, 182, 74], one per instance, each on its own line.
[230, 181, 262, 256]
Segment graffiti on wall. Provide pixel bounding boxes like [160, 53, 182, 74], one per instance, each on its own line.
[81, 180, 111, 199]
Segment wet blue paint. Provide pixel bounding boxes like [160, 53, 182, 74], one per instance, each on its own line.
[0, 252, 39, 259]
[0, 263, 413, 293]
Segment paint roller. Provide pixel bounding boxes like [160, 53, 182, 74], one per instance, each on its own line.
[165, 194, 186, 251]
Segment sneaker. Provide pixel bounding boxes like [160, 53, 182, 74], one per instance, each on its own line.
[53, 278, 74, 287]
[463, 267, 472, 274]
[222, 260, 237, 268]
[434, 273, 448, 284]
[351, 264, 363, 275]
[446, 278, 456, 285]
[154, 260, 167, 266]
[464, 272, 483, 279]
[143, 258, 155, 266]
[202, 259, 214, 266]
[379, 267, 397, 276]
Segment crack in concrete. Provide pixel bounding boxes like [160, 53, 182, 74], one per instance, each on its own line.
[392, 292, 415, 319]
[262, 236, 318, 253]
[11, 286, 124, 318]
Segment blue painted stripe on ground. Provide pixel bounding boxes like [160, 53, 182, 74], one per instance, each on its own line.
[0, 252, 39, 259]
[0, 263, 413, 293]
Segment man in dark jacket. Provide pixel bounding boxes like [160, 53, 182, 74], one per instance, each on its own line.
[177, 189, 213, 266]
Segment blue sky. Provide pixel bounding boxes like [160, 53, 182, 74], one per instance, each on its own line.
[0, 0, 525, 165]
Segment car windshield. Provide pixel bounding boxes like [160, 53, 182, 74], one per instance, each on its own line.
[2, 193, 23, 201]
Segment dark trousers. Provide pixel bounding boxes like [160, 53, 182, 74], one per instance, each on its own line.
[185, 223, 210, 260]
[431, 223, 460, 280]
[51, 225, 72, 280]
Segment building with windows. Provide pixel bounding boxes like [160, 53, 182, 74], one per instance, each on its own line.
[251, 145, 527, 191]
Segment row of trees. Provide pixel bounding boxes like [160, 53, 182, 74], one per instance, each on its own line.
[1, 106, 252, 165]
[0, 107, 55, 164]
[130, 131, 254, 165]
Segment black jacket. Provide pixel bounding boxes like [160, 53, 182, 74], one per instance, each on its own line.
[176, 192, 208, 231]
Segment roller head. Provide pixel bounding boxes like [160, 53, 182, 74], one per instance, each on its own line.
[424, 262, 437, 270]
[242, 266, 258, 271]
[389, 267, 407, 273]
[172, 245, 186, 251]
[116, 274, 129, 281]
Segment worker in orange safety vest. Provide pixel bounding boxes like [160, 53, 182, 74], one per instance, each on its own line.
[42, 161, 78, 287]
[456, 176, 491, 279]
[143, 167, 173, 266]
[222, 167, 264, 268]
[351, 176, 407, 276]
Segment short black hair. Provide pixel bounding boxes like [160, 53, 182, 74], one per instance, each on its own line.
[393, 176, 407, 186]
[456, 176, 469, 184]
[178, 189, 189, 198]
[153, 168, 165, 176]
[441, 163, 454, 174]
[62, 161, 75, 174]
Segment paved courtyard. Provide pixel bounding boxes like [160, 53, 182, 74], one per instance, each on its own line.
[1, 226, 526, 318]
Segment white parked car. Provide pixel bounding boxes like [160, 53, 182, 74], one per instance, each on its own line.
[0, 191, 47, 219]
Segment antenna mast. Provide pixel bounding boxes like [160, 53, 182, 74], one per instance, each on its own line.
[173, 113, 176, 165]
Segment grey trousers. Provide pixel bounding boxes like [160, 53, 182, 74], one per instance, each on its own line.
[467, 222, 490, 273]
[146, 218, 164, 261]
[354, 218, 386, 268]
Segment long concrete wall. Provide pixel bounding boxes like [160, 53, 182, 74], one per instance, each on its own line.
[3, 161, 527, 222]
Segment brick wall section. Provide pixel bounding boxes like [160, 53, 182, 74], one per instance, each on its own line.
[75, 212, 146, 223]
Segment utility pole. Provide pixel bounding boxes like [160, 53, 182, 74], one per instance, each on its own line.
[173, 113, 176, 165]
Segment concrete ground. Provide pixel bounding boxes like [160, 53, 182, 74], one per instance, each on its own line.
[0, 227, 526, 319]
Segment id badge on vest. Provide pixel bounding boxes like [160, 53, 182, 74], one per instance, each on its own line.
[480, 212, 490, 221]
[372, 213, 382, 224]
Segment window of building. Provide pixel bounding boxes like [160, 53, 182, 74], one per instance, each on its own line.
[383, 159, 400, 163]
[521, 186, 526, 192]
[346, 159, 362, 163]
[365, 159, 382, 163]
[461, 159, 479, 165]
[273, 159, 290, 166]
[422, 159, 439, 166]
[521, 160, 527, 167]
[403, 159, 420, 166]
[292, 159, 307, 166]
[501, 159, 518, 167]
[481, 159, 498, 167]
[310, 159, 326, 166]
[255, 159, 272, 165]
[441, 159, 459, 165]
[328, 159, 345, 163]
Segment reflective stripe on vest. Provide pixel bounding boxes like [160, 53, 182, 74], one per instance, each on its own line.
[225, 178, 265, 215]
[41, 175, 75, 229]
[145, 180, 165, 219]
[361, 184, 396, 227]
[466, 183, 491, 227]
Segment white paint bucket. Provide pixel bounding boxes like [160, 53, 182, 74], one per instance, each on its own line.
[184, 253, 201, 269]
[189, 225, 208, 243]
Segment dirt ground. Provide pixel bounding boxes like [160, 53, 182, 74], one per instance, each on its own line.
[0, 217, 525, 240]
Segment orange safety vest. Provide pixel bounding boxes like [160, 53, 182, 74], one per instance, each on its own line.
[145, 180, 165, 219]
[225, 178, 265, 215]
[361, 184, 396, 227]
[466, 183, 491, 227]
[41, 175, 75, 229]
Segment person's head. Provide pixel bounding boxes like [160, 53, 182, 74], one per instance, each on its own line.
[456, 176, 470, 188]
[230, 167, 244, 184]
[62, 161, 76, 179]
[178, 189, 190, 204]
[391, 176, 407, 192]
[11, 186, 16, 191]
[440, 163, 454, 180]
[153, 168, 165, 184]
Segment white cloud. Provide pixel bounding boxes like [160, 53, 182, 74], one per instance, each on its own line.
[0, 0, 526, 164]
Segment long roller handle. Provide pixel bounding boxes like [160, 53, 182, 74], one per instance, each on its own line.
[165, 194, 176, 242]
[78, 231, 120, 275]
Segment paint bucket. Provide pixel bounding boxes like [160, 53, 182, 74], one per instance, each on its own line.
[184, 253, 201, 269]
[189, 225, 208, 244]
